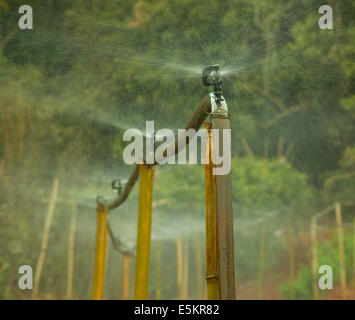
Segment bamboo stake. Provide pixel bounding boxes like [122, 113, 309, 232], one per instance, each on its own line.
[155, 241, 161, 300]
[257, 221, 266, 300]
[310, 217, 318, 300]
[32, 177, 59, 299]
[66, 202, 77, 300]
[212, 108, 236, 299]
[353, 216, 355, 286]
[92, 204, 108, 300]
[204, 122, 219, 300]
[335, 202, 347, 300]
[122, 254, 131, 300]
[183, 241, 189, 300]
[134, 165, 154, 300]
[194, 236, 203, 299]
[176, 236, 184, 300]
[287, 216, 295, 300]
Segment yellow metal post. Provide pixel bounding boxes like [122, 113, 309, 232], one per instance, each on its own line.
[92, 204, 108, 300]
[204, 122, 219, 300]
[122, 254, 131, 300]
[134, 164, 154, 300]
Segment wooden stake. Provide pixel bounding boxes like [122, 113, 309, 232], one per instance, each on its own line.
[122, 254, 131, 300]
[32, 177, 59, 299]
[183, 241, 189, 300]
[211, 110, 236, 300]
[155, 241, 161, 300]
[176, 236, 184, 300]
[134, 165, 154, 300]
[310, 217, 318, 300]
[257, 221, 266, 300]
[66, 202, 77, 300]
[335, 202, 347, 300]
[204, 122, 219, 300]
[287, 216, 296, 300]
[353, 216, 355, 287]
[194, 236, 203, 299]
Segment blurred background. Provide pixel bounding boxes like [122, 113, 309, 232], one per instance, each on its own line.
[0, 0, 354, 299]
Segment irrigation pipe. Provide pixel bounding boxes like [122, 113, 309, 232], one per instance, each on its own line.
[101, 95, 211, 212]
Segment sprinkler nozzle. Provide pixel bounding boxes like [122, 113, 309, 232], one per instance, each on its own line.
[111, 179, 123, 195]
[96, 195, 108, 205]
[202, 64, 223, 103]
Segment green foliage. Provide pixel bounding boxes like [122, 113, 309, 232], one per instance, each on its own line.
[280, 230, 355, 300]
[233, 157, 313, 215]
[279, 265, 313, 300]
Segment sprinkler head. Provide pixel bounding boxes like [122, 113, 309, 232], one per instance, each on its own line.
[96, 195, 107, 205]
[202, 64, 223, 103]
[111, 179, 123, 195]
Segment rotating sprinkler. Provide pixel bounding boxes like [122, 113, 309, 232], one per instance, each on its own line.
[202, 64, 224, 104]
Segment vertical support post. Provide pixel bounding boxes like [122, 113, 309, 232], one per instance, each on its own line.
[183, 241, 189, 300]
[353, 216, 355, 286]
[211, 109, 236, 299]
[335, 202, 347, 300]
[257, 221, 265, 300]
[204, 122, 219, 300]
[66, 202, 77, 300]
[310, 217, 318, 300]
[32, 177, 59, 299]
[194, 236, 203, 299]
[134, 164, 154, 300]
[155, 241, 161, 300]
[287, 216, 295, 300]
[122, 254, 131, 300]
[92, 203, 108, 300]
[176, 236, 184, 300]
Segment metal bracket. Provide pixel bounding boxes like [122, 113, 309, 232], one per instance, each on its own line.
[210, 92, 228, 113]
